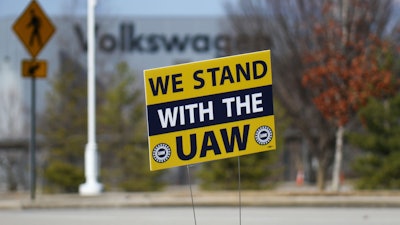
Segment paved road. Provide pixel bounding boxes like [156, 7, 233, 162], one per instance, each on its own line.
[1, 207, 400, 225]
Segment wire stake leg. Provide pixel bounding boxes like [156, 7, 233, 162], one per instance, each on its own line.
[187, 165, 197, 225]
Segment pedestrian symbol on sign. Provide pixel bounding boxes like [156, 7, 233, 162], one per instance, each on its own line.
[27, 9, 42, 48]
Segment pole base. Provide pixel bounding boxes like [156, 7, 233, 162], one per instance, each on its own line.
[79, 181, 103, 196]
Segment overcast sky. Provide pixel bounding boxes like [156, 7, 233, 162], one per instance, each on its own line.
[0, 0, 232, 18]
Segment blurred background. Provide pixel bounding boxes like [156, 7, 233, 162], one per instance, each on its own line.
[0, 0, 399, 195]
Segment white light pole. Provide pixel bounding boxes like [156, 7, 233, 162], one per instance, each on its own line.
[79, 0, 102, 195]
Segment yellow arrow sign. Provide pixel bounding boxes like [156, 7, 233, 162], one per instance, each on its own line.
[22, 59, 47, 78]
[12, 0, 56, 58]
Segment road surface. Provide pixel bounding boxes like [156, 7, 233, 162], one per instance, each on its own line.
[1, 207, 399, 225]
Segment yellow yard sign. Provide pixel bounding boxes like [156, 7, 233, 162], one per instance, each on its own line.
[13, 0, 56, 58]
[144, 50, 275, 171]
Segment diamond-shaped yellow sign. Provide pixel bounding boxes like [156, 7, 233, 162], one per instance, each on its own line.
[12, 0, 56, 58]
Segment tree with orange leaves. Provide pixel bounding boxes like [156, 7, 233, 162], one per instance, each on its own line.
[227, 0, 399, 190]
[302, 1, 398, 191]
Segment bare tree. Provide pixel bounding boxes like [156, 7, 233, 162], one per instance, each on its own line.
[225, 0, 334, 190]
[0, 58, 27, 191]
[225, 0, 398, 190]
[0, 59, 25, 139]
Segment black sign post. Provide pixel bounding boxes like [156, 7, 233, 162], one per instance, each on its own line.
[12, 0, 55, 200]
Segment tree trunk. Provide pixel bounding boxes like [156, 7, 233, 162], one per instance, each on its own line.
[331, 125, 344, 192]
[316, 163, 326, 191]
[309, 135, 331, 191]
[6, 161, 18, 191]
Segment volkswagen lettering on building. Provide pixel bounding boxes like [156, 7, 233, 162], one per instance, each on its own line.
[73, 22, 271, 55]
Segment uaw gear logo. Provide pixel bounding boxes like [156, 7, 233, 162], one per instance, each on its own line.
[152, 143, 172, 163]
[255, 126, 273, 145]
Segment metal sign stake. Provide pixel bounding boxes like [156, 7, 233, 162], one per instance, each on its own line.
[187, 165, 198, 225]
[30, 75, 36, 200]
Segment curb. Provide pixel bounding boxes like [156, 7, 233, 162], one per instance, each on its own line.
[2, 191, 400, 209]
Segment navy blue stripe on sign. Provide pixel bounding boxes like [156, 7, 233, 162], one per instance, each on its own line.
[147, 85, 273, 136]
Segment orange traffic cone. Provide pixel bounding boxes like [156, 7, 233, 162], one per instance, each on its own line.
[340, 172, 345, 185]
[296, 170, 304, 186]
